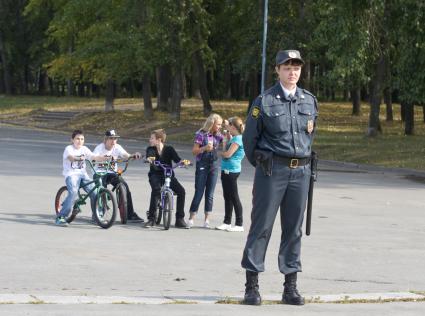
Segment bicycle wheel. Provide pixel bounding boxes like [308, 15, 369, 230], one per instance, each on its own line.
[54, 186, 78, 223]
[155, 199, 162, 225]
[94, 188, 117, 229]
[115, 183, 128, 224]
[162, 191, 172, 230]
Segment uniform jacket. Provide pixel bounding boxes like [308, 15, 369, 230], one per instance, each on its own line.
[243, 82, 318, 166]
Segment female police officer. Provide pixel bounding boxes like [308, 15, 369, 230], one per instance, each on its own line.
[241, 50, 318, 305]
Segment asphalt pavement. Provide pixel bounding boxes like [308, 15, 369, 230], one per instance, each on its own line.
[0, 123, 424, 315]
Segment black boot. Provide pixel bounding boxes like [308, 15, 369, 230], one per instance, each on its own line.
[282, 272, 305, 305]
[243, 270, 261, 305]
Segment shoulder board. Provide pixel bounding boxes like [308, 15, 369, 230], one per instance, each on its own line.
[302, 89, 316, 98]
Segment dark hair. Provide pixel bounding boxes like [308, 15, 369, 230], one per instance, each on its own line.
[277, 60, 303, 69]
[71, 129, 84, 139]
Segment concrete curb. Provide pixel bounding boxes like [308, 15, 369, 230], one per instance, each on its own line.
[1, 292, 424, 305]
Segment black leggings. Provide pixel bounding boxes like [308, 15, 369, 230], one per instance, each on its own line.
[221, 171, 243, 226]
[148, 174, 186, 220]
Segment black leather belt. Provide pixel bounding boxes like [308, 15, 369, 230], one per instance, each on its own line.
[273, 155, 311, 168]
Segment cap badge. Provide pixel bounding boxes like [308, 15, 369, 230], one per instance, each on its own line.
[289, 52, 297, 58]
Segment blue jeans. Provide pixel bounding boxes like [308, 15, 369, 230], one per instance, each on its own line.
[189, 158, 219, 213]
[59, 173, 96, 218]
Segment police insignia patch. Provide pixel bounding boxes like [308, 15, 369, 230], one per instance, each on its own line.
[251, 106, 260, 119]
[307, 119, 314, 133]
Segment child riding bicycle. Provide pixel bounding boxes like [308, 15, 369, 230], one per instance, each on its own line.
[144, 129, 190, 229]
[93, 129, 143, 222]
[56, 129, 107, 226]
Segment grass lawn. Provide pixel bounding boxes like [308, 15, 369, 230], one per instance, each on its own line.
[1, 95, 424, 170]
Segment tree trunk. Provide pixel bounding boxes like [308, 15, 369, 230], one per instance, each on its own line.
[367, 54, 385, 137]
[194, 50, 212, 116]
[0, 32, 12, 94]
[182, 72, 187, 99]
[224, 64, 232, 99]
[404, 102, 414, 135]
[423, 105, 425, 123]
[170, 68, 183, 121]
[105, 79, 115, 111]
[384, 87, 393, 121]
[142, 73, 153, 119]
[66, 79, 74, 96]
[343, 89, 348, 101]
[157, 64, 171, 111]
[400, 101, 406, 122]
[302, 59, 311, 91]
[191, 56, 201, 98]
[230, 73, 238, 100]
[351, 88, 361, 116]
[248, 70, 259, 110]
[37, 69, 47, 95]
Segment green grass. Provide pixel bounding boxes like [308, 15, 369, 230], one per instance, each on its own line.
[316, 103, 425, 170]
[0, 95, 142, 113]
[1, 95, 424, 170]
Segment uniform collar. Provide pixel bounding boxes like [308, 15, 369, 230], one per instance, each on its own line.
[279, 82, 297, 99]
[272, 83, 306, 101]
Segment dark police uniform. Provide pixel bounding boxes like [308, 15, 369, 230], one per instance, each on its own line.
[241, 51, 318, 286]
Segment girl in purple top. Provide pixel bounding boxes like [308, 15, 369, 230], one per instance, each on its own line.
[188, 113, 224, 228]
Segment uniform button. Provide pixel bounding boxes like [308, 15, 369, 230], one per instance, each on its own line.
[294, 132, 298, 134]
[292, 116, 295, 118]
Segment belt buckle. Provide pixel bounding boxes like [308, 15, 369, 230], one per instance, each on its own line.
[289, 158, 299, 168]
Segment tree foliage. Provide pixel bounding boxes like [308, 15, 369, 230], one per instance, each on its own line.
[0, 0, 423, 128]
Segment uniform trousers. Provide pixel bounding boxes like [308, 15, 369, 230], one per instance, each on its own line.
[241, 160, 311, 274]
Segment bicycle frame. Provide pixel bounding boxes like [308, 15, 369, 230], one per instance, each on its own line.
[149, 160, 189, 212]
[73, 159, 114, 210]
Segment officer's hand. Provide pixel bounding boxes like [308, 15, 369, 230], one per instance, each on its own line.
[147, 156, 155, 163]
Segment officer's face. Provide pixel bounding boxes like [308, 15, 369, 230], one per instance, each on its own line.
[275, 64, 302, 89]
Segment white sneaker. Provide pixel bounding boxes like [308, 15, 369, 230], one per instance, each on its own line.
[187, 219, 194, 228]
[203, 220, 210, 229]
[216, 223, 231, 231]
[227, 225, 244, 232]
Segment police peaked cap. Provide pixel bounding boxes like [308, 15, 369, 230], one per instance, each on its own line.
[276, 50, 304, 65]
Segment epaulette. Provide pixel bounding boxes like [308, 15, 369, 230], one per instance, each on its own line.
[302, 89, 316, 98]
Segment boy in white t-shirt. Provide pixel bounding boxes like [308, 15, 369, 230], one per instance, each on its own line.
[93, 129, 143, 222]
[56, 129, 106, 226]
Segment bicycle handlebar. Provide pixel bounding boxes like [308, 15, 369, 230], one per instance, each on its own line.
[86, 155, 141, 176]
[143, 159, 192, 171]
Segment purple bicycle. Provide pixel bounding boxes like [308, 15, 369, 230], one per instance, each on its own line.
[145, 158, 191, 230]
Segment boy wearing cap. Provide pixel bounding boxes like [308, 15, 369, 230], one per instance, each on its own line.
[93, 129, 144, 222]
[241, 50, 318, 305]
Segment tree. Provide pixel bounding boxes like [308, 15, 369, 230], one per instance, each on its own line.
[394, 0, 425, 135]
